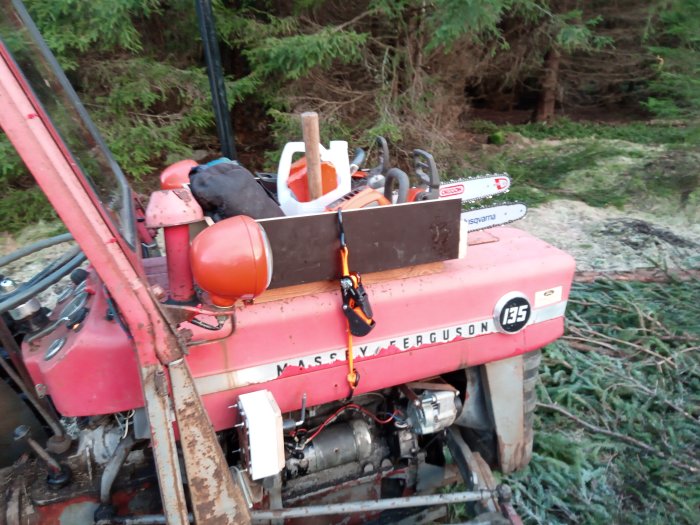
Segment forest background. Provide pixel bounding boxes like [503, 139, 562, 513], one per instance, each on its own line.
[0, 1, 698, 524]
[1, 0, 699, 220]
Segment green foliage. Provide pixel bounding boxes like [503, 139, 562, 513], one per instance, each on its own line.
[426, 0, 525, 50]
[11, 0, 220, 179]
[25, 0, 162, 70]
[482, 139, 655, 207]
[426, 2, 611, 55]
[505, 279, 700, 524]
[487, 130, 506, 145]
[215, 4, 367, 99]
[465, 124, 699, 209]
[478, 117, 697, 145]
[79, 57, 216, 177]
[0, 188, 58, 233]
[644, 0, 700, 119]
[553, 11, 612, 53]
[214, 6, 299, 46]
[243, 28, 367, 82]
[0, 134, 27, 186]
[0, 134, 56, 233]
[361, 118, 404, 148]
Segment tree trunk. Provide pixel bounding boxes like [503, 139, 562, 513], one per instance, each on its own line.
[534, 48, 561, 123]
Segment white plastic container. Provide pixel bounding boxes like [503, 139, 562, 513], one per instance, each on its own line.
[277, 141, 351, 216]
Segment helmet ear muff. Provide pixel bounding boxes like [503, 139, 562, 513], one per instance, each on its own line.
[190, 216, 273, 307]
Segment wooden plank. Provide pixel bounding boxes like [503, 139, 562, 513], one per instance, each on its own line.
[254, 261, 444, 304]
[258, 199, 461, 289]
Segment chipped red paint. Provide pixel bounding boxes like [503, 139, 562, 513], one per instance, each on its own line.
[32, 484, 160, 524]
[144, 188, 204, 302]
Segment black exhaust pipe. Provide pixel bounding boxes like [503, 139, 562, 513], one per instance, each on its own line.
[195, 0, 237, 160]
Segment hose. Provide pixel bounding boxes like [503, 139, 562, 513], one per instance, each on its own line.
[100, 434, 136, 504]
[19, 245, 82, 290]
[0, 233, 73, 268]
[349, 148, 366, 174]
[0, 251, 85, 314]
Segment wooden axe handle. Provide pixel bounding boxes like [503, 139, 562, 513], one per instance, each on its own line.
[301, 112, 323, 200]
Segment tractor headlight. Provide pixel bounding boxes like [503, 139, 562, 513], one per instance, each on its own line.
[191, 216, 273, 307]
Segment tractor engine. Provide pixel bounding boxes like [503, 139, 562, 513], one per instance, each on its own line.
[235, 384, 462, 507]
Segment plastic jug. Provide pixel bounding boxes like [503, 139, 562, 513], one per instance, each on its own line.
[287, 159, 339, 203]
[277, 141, 351, 216]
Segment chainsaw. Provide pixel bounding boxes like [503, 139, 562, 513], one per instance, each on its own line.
[335, 141, 520, 216]
[423, 169, 526, 232]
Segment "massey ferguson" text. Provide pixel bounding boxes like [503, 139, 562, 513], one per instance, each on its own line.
[274, 319, 493, 377]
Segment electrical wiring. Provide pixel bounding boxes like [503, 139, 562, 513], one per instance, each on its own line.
[385, 411, 409, 429]
[298, 403, 398, 448]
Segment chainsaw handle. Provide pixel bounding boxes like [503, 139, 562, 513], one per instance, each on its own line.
[369, 136, 391, 176]
[383, 168, 410, 204]
[413, 149, 440, 191]
[350, 148, 366, 175]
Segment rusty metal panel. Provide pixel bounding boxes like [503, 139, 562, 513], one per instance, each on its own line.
[141, 364, 191, 525]
[482, 355, 528, 474]
[169, 359, 251, 525]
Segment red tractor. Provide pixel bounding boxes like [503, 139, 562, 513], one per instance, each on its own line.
[0, 2, 574, 524]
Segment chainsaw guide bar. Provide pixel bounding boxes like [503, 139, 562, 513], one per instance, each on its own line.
[439, 173, 511, 202]
[461, 202, 528, 232]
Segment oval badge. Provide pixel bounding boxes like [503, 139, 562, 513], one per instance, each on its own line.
[493, 292, 532, 334]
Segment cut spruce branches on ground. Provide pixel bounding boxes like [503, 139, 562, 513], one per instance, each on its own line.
[499, 277, 700, 525]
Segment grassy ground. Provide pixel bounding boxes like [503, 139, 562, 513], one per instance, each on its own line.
[502, 277, 700, 524]
[461, 118, 699, 211]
